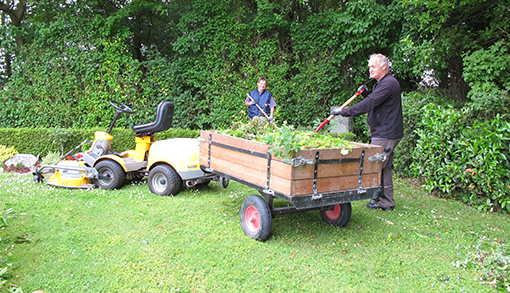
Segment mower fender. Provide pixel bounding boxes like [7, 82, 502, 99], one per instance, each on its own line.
[119, 150, 136, 158]
[147, 138, 203, 179]
[93, 155, 127, 172]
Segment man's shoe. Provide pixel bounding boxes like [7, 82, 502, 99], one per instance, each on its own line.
[382, 206, 394, 211]
[366, 199, 379, 209]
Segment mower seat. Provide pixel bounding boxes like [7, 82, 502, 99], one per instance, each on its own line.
[132, 101, 174, 137]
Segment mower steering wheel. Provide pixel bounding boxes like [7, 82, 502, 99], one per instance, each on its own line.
[109, 100, 134, 114]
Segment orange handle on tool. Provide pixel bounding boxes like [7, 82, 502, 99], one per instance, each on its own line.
[314, 88, 366, 132]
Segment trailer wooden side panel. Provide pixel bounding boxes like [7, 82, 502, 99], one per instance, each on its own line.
[199, 131, 383, 197]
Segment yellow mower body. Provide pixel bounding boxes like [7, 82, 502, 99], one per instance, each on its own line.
[34, 100, 224, 195]
[147, 138, 202, 177]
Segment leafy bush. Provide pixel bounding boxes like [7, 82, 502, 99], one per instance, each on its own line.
[394, 90, 450, 177]
[406, 102, 510, 212]
[0, 145, 18, 163]
[41, 151, 61, 165]
[409, 104, 468, 192]
[2, 165, 32, 174]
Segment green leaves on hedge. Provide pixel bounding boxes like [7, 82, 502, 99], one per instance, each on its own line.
[406, 102, 510, 212]
[0, 0, 408, 131]
[0, 128, 199, 158]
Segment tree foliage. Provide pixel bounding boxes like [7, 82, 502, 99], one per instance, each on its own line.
[0, 0, 409, 129]
[400, 0, 509, 99]
[0, 0, 508, 210]
[1, 0, 508, 128]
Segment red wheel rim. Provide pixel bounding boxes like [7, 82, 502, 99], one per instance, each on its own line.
[325, 204, 341, 220]
[245, 206, 260, 233]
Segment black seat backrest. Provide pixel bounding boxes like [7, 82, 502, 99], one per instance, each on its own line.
[132, 101, 174, 137]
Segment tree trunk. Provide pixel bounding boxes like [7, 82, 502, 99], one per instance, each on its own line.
[438, 53, 470, 102]
[0, 0, 27, 47]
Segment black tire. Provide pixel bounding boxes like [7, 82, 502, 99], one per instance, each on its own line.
[219, 176, 229, 189]
[93, 160, 126, 190]
[240, 195, 272, 241]
[320, 202, 352, 227]
[148, 164, 182, 196]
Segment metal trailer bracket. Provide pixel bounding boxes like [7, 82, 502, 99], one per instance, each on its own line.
[312, 151, 322, 200]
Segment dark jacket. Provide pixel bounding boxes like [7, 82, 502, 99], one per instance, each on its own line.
[342, 73, 403, 139]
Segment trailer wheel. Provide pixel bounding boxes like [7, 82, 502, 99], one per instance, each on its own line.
[320, 203, 351, 227]
[148, 164, 182, 196]
[240, 195, 272, 241]
[219, 176, 229, 189]
[94, 160, 126, 190]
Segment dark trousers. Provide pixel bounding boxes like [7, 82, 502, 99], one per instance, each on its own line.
[370, 138, 400, 209]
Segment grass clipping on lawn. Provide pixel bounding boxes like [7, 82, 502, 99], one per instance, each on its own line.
[219, 117, 354, 161]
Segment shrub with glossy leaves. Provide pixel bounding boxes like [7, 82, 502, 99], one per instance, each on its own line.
[408, 102, 510, 212]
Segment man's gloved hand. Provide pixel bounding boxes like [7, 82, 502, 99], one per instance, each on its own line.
[268, 114, 274, 122]
[330, 106, 350, 117]
[357, 85, 369, 98]
[249, 100, 257, 106]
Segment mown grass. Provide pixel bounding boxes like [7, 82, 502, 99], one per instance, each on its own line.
[0, 172, 509, 292]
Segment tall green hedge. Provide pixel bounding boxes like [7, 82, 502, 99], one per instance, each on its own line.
[0, 128, 200, 157]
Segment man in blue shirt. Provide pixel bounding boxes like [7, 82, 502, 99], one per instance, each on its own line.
[245, 78, 277, 121]
[331, 54, 403, 211]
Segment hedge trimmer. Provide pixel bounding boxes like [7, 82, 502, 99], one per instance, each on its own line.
[314, 80, 373, 132]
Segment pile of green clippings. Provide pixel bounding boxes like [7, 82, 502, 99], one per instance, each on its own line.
[219, 117, 354, 160]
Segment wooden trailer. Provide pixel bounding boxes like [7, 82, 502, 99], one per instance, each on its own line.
[199, 130, 386, 241]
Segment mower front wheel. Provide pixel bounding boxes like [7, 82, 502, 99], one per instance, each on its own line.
[94, 160, 126, 190]
[148, 164, 182, 196]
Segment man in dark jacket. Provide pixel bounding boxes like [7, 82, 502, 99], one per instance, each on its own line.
[331, 53, 403, 211]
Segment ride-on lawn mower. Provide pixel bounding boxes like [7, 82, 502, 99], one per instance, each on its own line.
[34, 100, 227, 195]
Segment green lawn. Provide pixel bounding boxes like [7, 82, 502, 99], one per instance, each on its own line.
[0, 172, 508, 292]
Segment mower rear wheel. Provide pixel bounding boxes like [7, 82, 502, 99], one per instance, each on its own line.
[320, 202, 351, 227]
[94, 160, 126, 190]
[148, 164, 182, 196]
